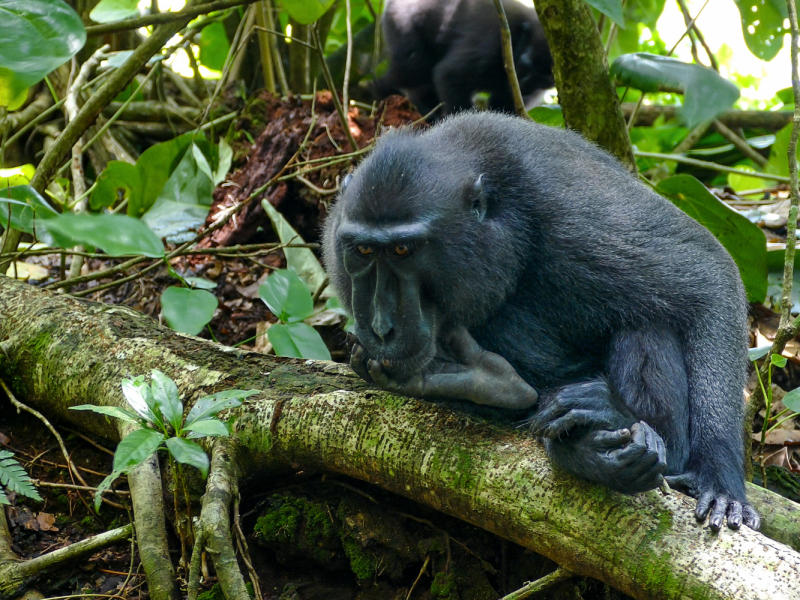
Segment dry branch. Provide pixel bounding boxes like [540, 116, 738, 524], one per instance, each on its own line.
[1, 276, 800, 600]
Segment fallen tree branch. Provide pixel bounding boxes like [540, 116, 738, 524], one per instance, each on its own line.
[1, 276, 800, 600]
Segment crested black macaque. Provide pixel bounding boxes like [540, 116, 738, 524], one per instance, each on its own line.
[322, 112, 760, 531]
[376, 0, 554, 115]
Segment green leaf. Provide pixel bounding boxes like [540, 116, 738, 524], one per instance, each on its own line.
[165, 437, 209, 478]
[656, 175, 767, 303]
[70, 404, 143, 425]
[185, 277, 217, 290]
[771, 354, 788, 368]
[142, 146, 213, 242]
[728, 164, 769, 194]
[259, 269, 315, 323]
[767, 123, 797, 179]
[748, 345, 771, 361]
[121, 377, 160, 425]
[584, 0, 625, 28]
[198, 21, 230, 71]
[268, 322, 331, 360]
[732, 0, 791, 61]
[112, 428, 165, 472]
[90, 161, 140, 211]
[610, 53, 739, 128]
[129, 134, 195, 217]
[89, 0, 138, 23]
[282, 0, 335, 24]
[528, 106, 564, 128]
[184, 418, 230, 438]
[161, 287, 218, 335]
[0, 0, 86, 93]
[783, 388, 800, 413]
[93, 469, 123, 511]
[42, 213, 165, 257]
[215, 138, 232, 185]
[0, 185, 56, 236]
[262, 200, 328, 294]
[184, 390, 254, 426]
[151, 370, 183, 432]
[0, 450, 42, 501]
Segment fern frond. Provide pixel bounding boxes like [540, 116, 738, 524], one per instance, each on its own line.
[0, 450, 43, 502]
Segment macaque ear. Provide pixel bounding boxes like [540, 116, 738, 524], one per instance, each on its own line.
[471, 174, 487, 222]
[341, 173, 353, 193]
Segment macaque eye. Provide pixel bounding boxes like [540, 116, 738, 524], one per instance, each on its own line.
[357, 245, 373, 256]
[393, 244, 409, 256]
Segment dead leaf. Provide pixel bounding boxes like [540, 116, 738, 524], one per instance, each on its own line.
[36, 512, 58, 531]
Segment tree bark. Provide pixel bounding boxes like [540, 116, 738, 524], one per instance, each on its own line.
[2, 276, 800, 600]
[533, 0, 636, 170]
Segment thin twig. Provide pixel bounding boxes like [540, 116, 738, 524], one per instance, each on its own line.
[635, 151, 790, 181]
[492, 0, 527, 118]
[498, 567, 575, 600]
[342, 0, 354, 112]
[405, 555, 430, 600]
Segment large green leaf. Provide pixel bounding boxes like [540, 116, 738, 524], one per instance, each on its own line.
[783, 388, 800, 413]
[584, 0, 625, 28]
[0, 185, 56, 236]
[184, 418, 230, 438]
[0, 0, 85, 103]
[89, 0, 138, 23]
[161, 287, 218, 335]
[129, 133, 197, 217]
[282, 0, 336, 24]
[259, 269, 315, 323]
[610, 53, 739, 128]
[656, 175, 767, 302]
[262, 200, 327, 294]
[70, 404, 143, 425]
[732, 0, 793, 61]
[112, 428, 165, 472]
[198, 21, 230, 72]
[42, 213, 165, 257]
[151, 370, 184, 432]
[184, 390, 254, 426]
[268, 322, 331, 360]
[90, 161, 140, 211]
[165, 437, 209, 477]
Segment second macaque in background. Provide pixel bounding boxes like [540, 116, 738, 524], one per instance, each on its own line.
[374, 0, 554, 116]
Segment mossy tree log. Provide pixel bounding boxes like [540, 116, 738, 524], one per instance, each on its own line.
[1, 276, 800, 600]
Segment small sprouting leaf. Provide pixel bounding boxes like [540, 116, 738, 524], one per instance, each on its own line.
[771, 354, 788, 368]
[215, 138, 232, 185]
[184, 390, 255, 426]
[184, 418, 230, 438]
[268, 322, 331, 360]
[151, 370, 183, 432]
[0, 450, 42, 502]
[783, 388, 800, 413]
[748, 346, 772, 361]
[93, 469, 124, 511]
[610, 53, 739, 128]
[121, 377, 159, 424]
[112, 428, 165, 473]
[161, 287, 218, 335]
[282, 0, 335, 24]
[259, 269, 315, 323]
[70, 404, 143, 424]
[42, 213, 165, 257]
[165, 437, 209, 478]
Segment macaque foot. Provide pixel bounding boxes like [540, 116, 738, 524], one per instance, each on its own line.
[665, 472, 761, 531]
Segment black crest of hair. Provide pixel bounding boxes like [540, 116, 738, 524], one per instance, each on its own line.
[323, 111, 759, 531]
[375, 0, 554, 116]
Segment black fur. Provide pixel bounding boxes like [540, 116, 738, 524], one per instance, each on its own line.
[376, 0, 553, 115]
[322, 112, 759, 531]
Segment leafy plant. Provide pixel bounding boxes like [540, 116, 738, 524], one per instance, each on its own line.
[71, 369, 258, 509]
[161, 286, 219, 336]
[259, 269, 331, 360]
[749, 346, 800, 487]
[0, 450, 43, 505]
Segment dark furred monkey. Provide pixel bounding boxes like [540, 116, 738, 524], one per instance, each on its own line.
[377, 0, 553, 115]
[322, 112, 760, 531]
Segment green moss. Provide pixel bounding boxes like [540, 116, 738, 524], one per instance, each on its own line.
[431, 571, 457, 600]
[245, 582, 255, 598]
[341, 534, 375, 581]
[254, 499, 302, 543]
[198, 583, 225, 600]
[375, 394, 408, 410]
[253, 495, 338, 563]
